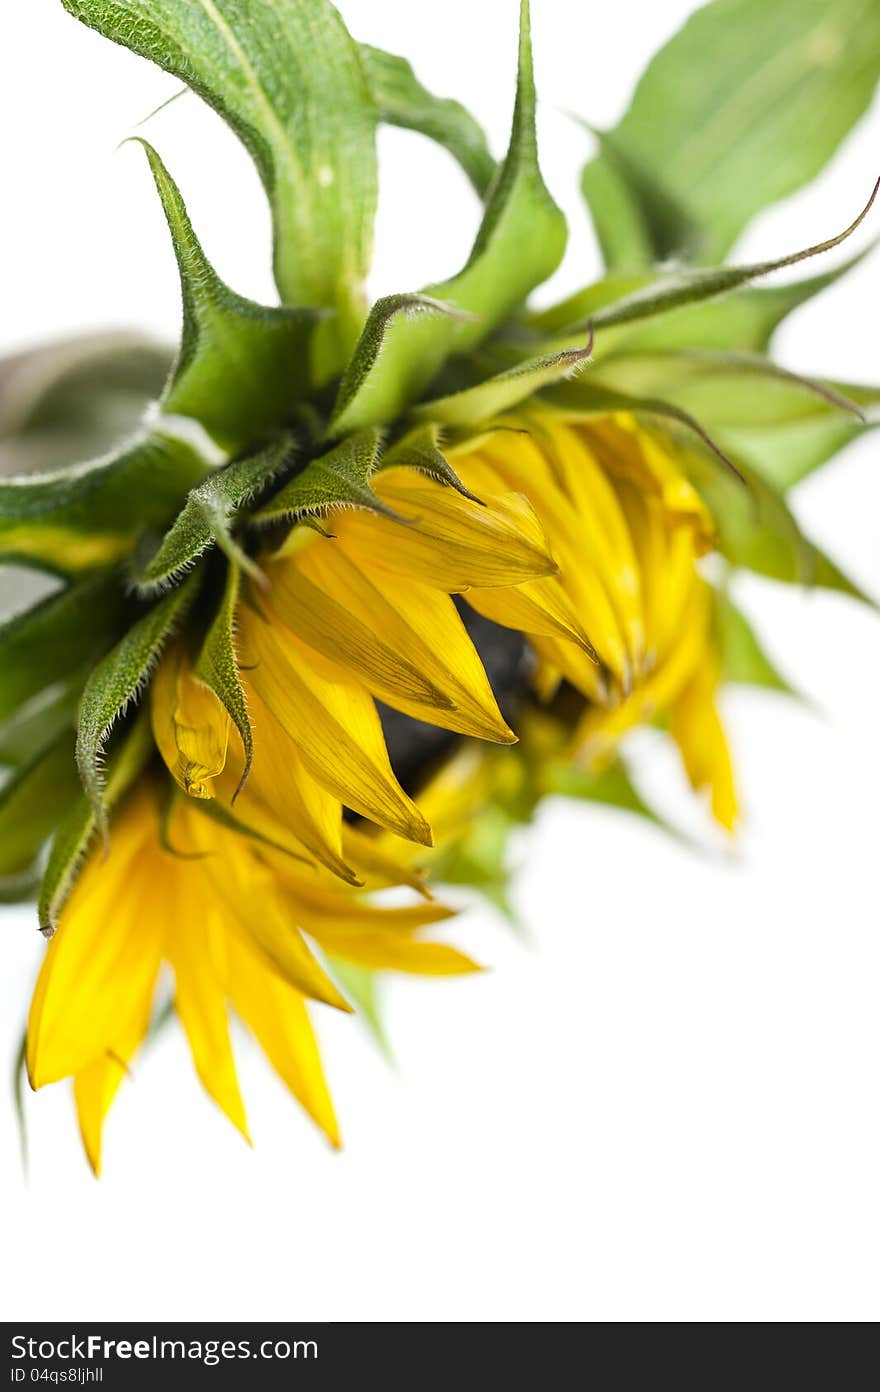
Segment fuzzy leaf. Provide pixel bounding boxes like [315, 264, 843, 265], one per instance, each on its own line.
[138, 141, 317, 449]
[62, 0, 377, 363]
[194, 561, 253, 793]
[0, 734, 81, 877]
[336, 0, 567, 430]
[251, 428, 390, 523]
[581, 0, 880, 266]
[360, 44, 495, 196]
[714, 590, 796, 695]
[39, 709, 153, 932]
[0, 569, 128, 721]
[75, 576, 199, 826]
[414, 343, 593, 429]
[0, 433, 206, 573]
[136, 436, 293, 591]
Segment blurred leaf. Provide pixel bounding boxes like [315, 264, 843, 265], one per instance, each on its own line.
[0, 683, 79, 769]
[0, 733, 80, 877]
[138, 142, 318, 450]
[194, 562, 253, 794]
[62, 0, 378, 363]
[359, 44, 495, 196]
[326, 957, 392, 1060]
[136, 436, 293, 590]
[0, 333, 171, 475]
[337, 0, 567, 429]
[252, 428, 392, 524]
[430, 803, 517, 923]
[0, 433, 207, 573]
[581, 0, 880, 265]
[40, 708, 154, 931]
[547, 757, 679, 838]
[0, 569, 127, 721]
[76, 576, 199, 827]
[582, 125, 704, 266]
[714, 589, 796, 695]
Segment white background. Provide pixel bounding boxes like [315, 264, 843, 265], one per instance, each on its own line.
[1, 0, 879, 1322]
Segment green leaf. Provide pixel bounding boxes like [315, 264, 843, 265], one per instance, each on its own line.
[547, 756, 680, 839]
[136, 436, 293, 591]
[251, 428, 393, 524]
[714, 588, 796, 695]
[0, 569, 128, 721]
[721, 415, 876, 493]
[335, 0, 567, 430]
[326, 957, 391, 1059]
[138, 141, 317, 450]
[0, 432, 207, 573]
[581, 125, 704, 267]
[413, 343, 593, 429]
[194, 561, 253, 795]
[0, 733, 81, 877]
[359, 44, 495, 196]
[76, 576, 199, 827]
[40, 707, 154, 932]
[581, 0, 880, 266]
[62, 0, 378, 365]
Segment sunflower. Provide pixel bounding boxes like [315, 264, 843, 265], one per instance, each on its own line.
[3, 0, 877, 1168]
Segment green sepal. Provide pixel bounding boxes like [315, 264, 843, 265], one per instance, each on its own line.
[0, 432, 207, 574]
[329, 294, 476, 437]
[75, 574, 199, 829]
[193, 561, 253, 796]
[0, 569, 128, 722]
[564, 184, 879, 354]
[0, 733, 81, 878]
[580, 0, 880, 266]
[62, 0, 378, 365]
[39, 708, 154, 932]
[251, 428, 394, 524]
[413, 343, 593, 429]
[136, 436, 294, 591]
[713, 588, 797, 697]
[138, 141, 319, 449]
[337, 0, 567, 429]
[359, 44, 495, 196]
[379, 424, 482, 504]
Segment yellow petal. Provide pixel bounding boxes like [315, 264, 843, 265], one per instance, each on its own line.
[342, 822, 432, 898]
[217, 687, 360, 885]
[313, 927, 482, 975]
[165, 881, 249, 1143]
[465, 574, 598, 655]
[27, 788, 164, 1088]
[240, 609, 432, 845]
[74, 1047, 137, 1179]
[590, 413, 714, 552]
[334, 467, 557, 590]
[226, 933, 341, 1148]
[670, 658, 738, 832]
[151, 645, 230, 800]
[274, 539, 516, 743]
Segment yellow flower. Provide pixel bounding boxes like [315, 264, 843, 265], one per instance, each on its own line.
[28, 404, 736, 1170]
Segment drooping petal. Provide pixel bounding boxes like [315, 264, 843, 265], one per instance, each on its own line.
[333, 467, 557, 590]
[670, 658, 738, 832]
[240, 609, 432, 845]
[226, 933, 340, 1148]
[28, 788, 164, 1088]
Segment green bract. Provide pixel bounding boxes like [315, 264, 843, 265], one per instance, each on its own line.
[1, 0, 878, 920]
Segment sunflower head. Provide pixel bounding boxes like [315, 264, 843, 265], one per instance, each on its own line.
[2, 0, 877, 1168]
